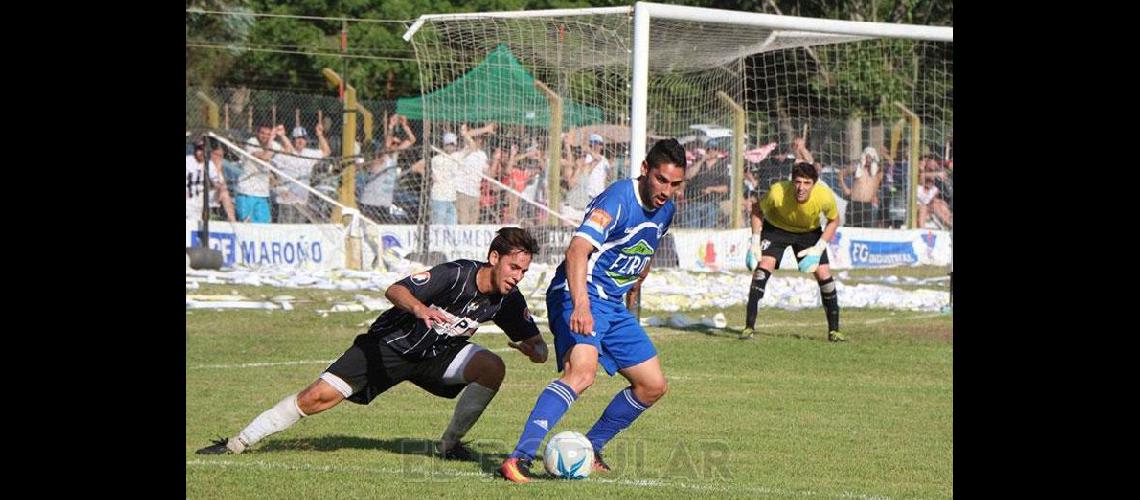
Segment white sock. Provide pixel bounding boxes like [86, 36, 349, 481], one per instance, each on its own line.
[232, 394, 306, 453]
[439, 383, 497, 451]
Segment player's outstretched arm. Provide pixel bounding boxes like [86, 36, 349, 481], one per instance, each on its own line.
[507, 334, 548, 363]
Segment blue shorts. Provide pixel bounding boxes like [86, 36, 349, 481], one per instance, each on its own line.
[235, 195, 271, 223]
[547, 292, 657, 376]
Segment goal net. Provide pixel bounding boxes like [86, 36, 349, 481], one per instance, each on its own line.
[402, 2, 952, 263]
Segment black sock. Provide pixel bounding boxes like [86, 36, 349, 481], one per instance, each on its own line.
[819, 277, 839, 331]
[745, 267, 771, 329]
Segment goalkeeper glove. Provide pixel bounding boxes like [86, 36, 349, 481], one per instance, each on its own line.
[746, 234, 762, 271]
[796, 239, 827, 273]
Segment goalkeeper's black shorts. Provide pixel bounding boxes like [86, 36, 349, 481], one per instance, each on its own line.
[759, 223, 830, 268]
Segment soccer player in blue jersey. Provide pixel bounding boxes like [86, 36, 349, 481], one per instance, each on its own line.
[500, 139, 687, 483]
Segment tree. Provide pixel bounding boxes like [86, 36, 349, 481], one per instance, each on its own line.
[186, 0, 951, 113]
[186, 0, 256, 88]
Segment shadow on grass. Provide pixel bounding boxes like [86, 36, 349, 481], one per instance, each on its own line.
[256, 435, 551, 478]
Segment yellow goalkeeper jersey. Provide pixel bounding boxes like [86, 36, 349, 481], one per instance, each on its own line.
[760, 180, 838, 233]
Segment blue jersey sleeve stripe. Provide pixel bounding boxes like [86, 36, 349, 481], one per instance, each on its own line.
[572, 231, 604, 251]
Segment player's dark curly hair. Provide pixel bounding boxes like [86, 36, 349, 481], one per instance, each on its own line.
[791, 162, 819, 182]
[645, 138, 687, 170]
[489, 227, 540, 257]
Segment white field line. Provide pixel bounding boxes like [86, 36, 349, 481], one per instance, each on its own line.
[185, 458, 892, 499]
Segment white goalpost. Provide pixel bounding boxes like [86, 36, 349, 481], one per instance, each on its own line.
[622, 2, 951, 170]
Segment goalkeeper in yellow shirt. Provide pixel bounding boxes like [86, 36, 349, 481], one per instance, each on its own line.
[742, 162, 845, 342]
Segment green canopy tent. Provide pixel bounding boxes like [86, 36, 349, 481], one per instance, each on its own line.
[397, 44, 603, 128]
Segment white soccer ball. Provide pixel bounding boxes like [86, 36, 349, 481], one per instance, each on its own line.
[544, 431, 595, 479]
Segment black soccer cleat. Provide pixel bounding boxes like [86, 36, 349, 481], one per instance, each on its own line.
[195, 437, 234, 455]
[437, 441, 478, 461]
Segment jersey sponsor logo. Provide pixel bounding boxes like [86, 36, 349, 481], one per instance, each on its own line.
[411, 271, 431, 285]
[428, 305, 480, 337]
[604, 270, 640, 287]
[605, 240, 655, 287]
[621, 239, 655, 256]
[584, 208, 613, 233]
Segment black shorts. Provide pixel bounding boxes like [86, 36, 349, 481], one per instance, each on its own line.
[325, 334, 481, 404]
[759, 223, 830, 269]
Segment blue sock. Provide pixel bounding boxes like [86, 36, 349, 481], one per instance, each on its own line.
[509, 380, 578, 460]
[585, 386, 650, 453]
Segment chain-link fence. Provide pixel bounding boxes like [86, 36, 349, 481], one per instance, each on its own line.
[187, 86, 411, 226]
[185, 84, 949, 270]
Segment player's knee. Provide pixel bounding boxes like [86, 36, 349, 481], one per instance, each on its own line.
[477, 352, 507, 386]
[636, 378, 668, 404]
[647, 380, 668, 403]
[296, 382, 340, 415]
[815, 266, 832, 281]
[295, 389, 323, 415]
[489, 352, 506, 375]
[462, 351, 506, 389]
[818, 276, 836, 294]
[759, 257, 777, 271]
[562, 369, 596, 394]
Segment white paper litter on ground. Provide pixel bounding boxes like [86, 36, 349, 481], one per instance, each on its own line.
[186, 300, 278, 310]
[642, 312, 727, 329]
[187, 294, 250, 301]
[187, 261, 949, 313]
[353, 294, 393, 311]
[836, 271, 950, 287]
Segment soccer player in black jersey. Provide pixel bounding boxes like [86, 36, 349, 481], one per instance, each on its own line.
[196, 227, 549, 460]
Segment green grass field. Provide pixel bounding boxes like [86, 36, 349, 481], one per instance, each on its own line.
[187, 268, 951, 498]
